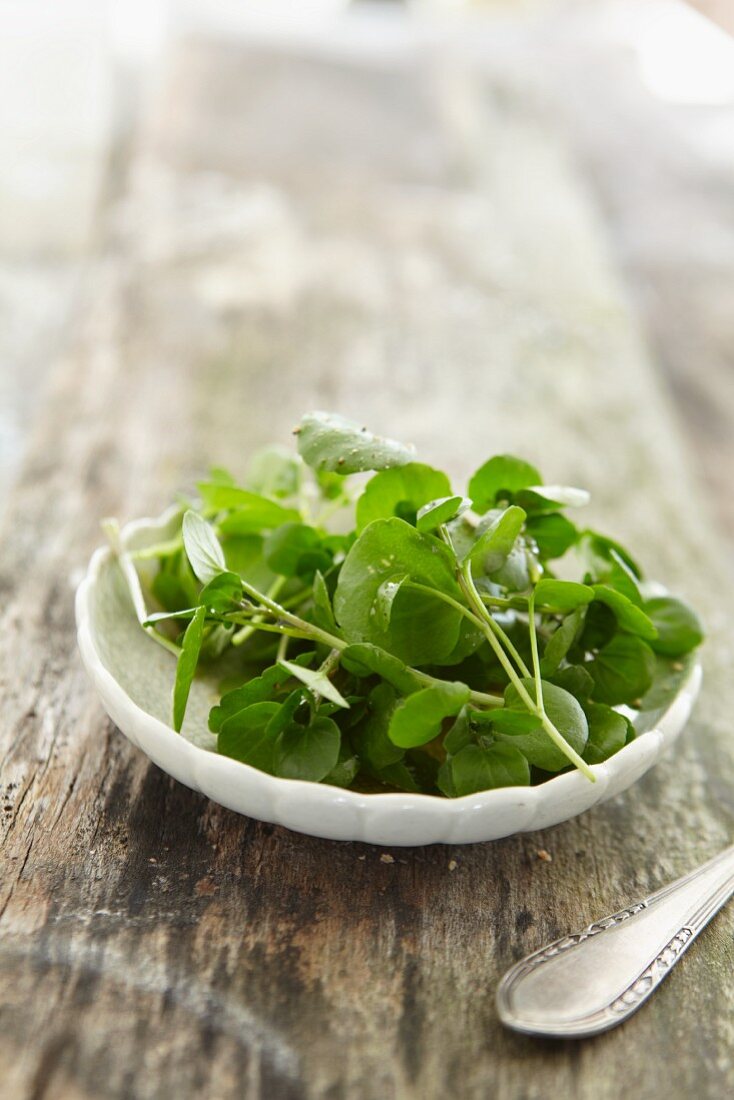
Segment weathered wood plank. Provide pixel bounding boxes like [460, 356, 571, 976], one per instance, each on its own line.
[1, 36, 733, 1100]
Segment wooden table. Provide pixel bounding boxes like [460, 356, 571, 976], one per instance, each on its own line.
[2, 25, 733, 1100]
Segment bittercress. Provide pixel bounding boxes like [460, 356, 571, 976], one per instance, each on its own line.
[112, 411, 703, 798]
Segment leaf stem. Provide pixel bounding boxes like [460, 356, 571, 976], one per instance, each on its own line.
[527, 590, 544, 713]
[459, 565, 531, 679]
[232, 576, 287, 646]
[460, 561, 594, 781]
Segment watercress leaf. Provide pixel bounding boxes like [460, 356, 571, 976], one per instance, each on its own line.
[578, 599, 617, 652]
[323, 747, 360, 789]
[356, 463, 451, 532]
[548, 664, 595, 700]
[490, 546, 531, 592]
[501, 679, 588, 771]
[488, 709, 542, 735]
[468, 455, 541, 512]
[437, 758, 456, 797]
[450, 743, 530, 796]
[541, 606, 587, 675]
[579, 534, 642, 604]
[278, 658, 350, 709]
[416, 495, 471, 533]
[220, 534, 276, 591]
[246, 445, 302, 499]
[172, 605, 207, 731]
[639, 655, 694, 711]
[443, 706, 476, 754]
[644, 596, 703, 657]
[582, 703, 628, 765]
[516, 485, 590, 512]
[466, 505, 526, 572]
[357, 682, 404, 770]
[182, 510, 226, 584]
[583, 531, 642, 579]
[197, 571, 243, 612]
[296, 411, 415, 475]
[276, 715, 341, 782]
[533, 579, 594, 613]
[312, 570, 338, 634]
[214, 494, 301, 534]
[218, 701, 281, 772]
[373, 575, 408, 631]
[388, 682, 470, 749]
[591, 585, 658, 640]
[265, 689, 307, 738]
[208, 656, 314, 731]
[334, 518, 464, 665]
[586, 634, 656, 705]
[264, 523, 331, 577]
[377, 761, 422, 793]
[340, 643, 424, 695]
[525, 512, 578, 560]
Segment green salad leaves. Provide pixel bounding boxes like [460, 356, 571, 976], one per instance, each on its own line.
[119, 411, 703, 797]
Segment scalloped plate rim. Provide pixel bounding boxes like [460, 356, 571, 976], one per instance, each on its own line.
[75, 508, 702, 845]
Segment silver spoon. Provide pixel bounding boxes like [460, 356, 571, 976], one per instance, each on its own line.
[497, 845, 734, 1038]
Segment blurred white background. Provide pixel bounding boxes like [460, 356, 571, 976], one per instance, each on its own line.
[1, 0, 733, 523]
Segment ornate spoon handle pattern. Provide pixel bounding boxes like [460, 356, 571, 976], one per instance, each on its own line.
[497, 845, 734, 1038]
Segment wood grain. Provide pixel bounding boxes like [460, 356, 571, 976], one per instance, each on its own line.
[1, 36, 733, 1100]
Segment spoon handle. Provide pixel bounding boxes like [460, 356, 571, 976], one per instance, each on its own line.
[497, 845, 734, 1038]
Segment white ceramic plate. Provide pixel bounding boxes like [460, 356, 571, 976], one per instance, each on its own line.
[75, 510, 702, 846]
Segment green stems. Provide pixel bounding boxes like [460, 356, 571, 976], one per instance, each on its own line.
[459, 559, 595, 782]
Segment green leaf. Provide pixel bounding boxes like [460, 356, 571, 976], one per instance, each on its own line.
[296, 411, 415, 475]
[443, 707, 476, 754]
[468, 455, 541, 512]
[220, 534, 276, 592]
[525, 512, 578, 560]
[500, 679, 588, 772]
[416, 495, 471, 533]
[466, 506, 526, 572]
[312, 570, 338, 634]
[583, 703, 629, 765]
[276, 716, 341, 782]
[373, 575, 408, 631]
[644, 596, 703, 657]
[583, 531, 642, 579]
[639, 655, 694, 711]
[277, 658, 349, 709]
[218, 701, 281, 772]
[172, 605, 207, 731]
[264, 523, 331, 577]
[246, 445, 302, 499]
[323, 747, 360, 789]
[533, 579, 594, 613]
[208, 656, 313, 731]
[334, 518, 465, 665]
[388, 682, 470, 749]
[356, 463, 451, 532]
[580, 534, 642, 605]
[488, 709, 542, 735]
[340, 643, 424, 695]
[213, 492, 301, 534]
[358, 682, 404, 770]
[516, 485, 590, 511]
[549, 664, 594, 700]
[197, 571, 243, 612]
[541, 606, 586, 675]
[450, 743, 530, 796]
[591, 585, 657, 639]
[587, 634, 656, 705]
[182, 510, 226, 584]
